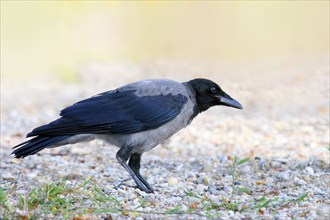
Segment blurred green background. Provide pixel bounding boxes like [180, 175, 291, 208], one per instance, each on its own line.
[1, 1, 329, 79]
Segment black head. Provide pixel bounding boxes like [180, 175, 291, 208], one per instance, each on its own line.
[187, 78, 243, 113]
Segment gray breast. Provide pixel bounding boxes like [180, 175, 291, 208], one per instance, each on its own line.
[128, 96, 195, 154]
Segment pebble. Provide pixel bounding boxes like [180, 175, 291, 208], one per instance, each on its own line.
[272, 157, 289, 164]
[294, 177, 306, 185]
[219, 155, 228, 163]
[168, 177, 178, 185]
[132, 198, 140, 206]
[223, 186, 233, 194]
[305, 166, 314, 175]
[137, 191, 147, 197]
[257, 157, 268, 168]
[186, 176, 195, 182]
[270, 161, 281, 168]
[303, 175, 311, 182]
[70, 146, 92, 155]
[208, 186, 219, 195]
[203, 162, 214, 172]
[209, 194, 220, 204]
[228, 210, 234, 217]
[197, 176, 209, 186]
[196, 184, 206, 192]
[180, 205, 188, 212]
[26, 172, 38, 179]
[277, 171, 291, 181]
[240, 165, 250, 173]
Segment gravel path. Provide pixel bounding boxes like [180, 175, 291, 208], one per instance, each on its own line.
[1, 55, 329, 219]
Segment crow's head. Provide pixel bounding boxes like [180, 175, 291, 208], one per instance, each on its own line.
[187, 78, 243, 112]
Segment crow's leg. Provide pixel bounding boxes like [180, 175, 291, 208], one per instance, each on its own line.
[128, 153, 153, 192]
[116, 146, 153, 193]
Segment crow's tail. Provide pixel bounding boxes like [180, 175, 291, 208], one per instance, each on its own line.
[12, 135, 70, 158]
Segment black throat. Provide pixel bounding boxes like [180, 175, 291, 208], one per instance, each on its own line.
[184, 82, 212, 121]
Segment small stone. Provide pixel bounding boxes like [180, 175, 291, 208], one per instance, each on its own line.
[137, 191, 147, 197]
[209, 194, 220, 204]
[240, 165, 250, 173]
[228, 210, 235, 217]
[256, 180, 266, 185]
[223, 186, 233, 194]
[186, 177, 195, 182]
[202, 177, 210, 186]
[27, 172, 38, 179]
[265, 177, 274, 184]
[272, 157, 288, 164]
[309, 209, 317, 217]
[236, 213, 246, 219]
[303, 175, 311, 182]
[143, 207, 152, 212]
[197, 176, 204, 184]
[220, 212, 229, 219]
[133, 198, 139, 206]
[305, 166, 314, 175]
[46, 213, 55, 219]
[258, 158, 268, 168]
[168, 177, 178, 185]
[129, 213, 141, 219]
[208, 186, 219, 195]
[70, 146, 92, 155]
[219, 155, 228, 163]
[180, 205, 188, 212]
[294, 177, 306, 185]
[271, 161, 281, 168]
[196, 184, 206, 192]
[277, 171, 290, 181]
[203, 164, 213, 172]
[219, 190, 229, 197]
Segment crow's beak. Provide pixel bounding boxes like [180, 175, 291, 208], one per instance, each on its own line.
[216, 93, 243, 110]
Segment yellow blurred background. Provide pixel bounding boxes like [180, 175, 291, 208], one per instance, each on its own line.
[1, 1, 329, 78]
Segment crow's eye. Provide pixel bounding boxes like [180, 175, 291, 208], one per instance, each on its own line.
[210, 87, 217, 94]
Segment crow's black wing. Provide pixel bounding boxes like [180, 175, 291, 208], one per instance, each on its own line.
[27, 90, 187, 137]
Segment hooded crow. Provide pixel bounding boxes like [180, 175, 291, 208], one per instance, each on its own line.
[12, 78, 242, 193]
